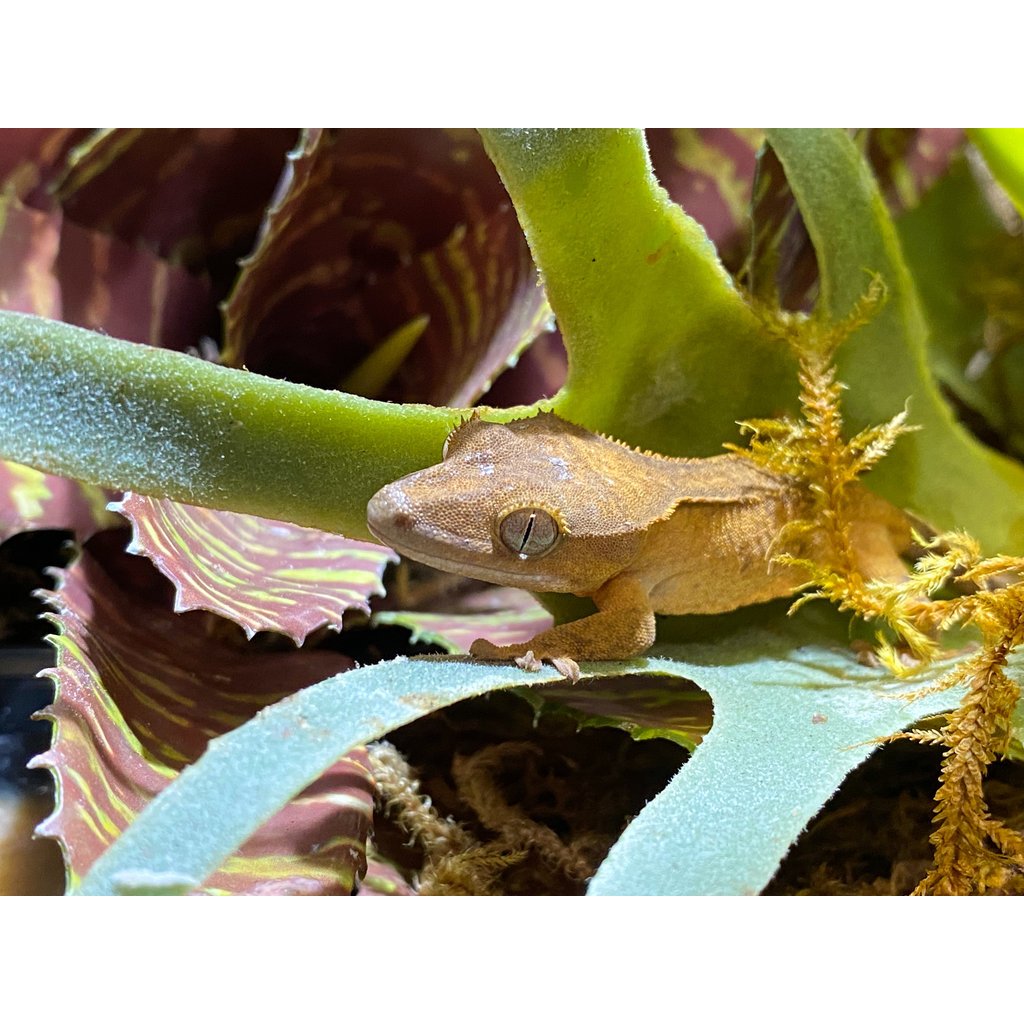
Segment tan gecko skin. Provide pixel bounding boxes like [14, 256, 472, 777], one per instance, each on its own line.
[366, 412, 911, 679]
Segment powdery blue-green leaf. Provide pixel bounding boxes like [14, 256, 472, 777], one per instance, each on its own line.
[113, 493, 396, 643]
[587, 631, 970, 896]
[0, 311, 460, 541]
[75, 655, 568, 894]
[76, 607, 977, 896]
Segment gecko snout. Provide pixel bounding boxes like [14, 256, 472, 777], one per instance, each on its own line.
[366, 485, 416, 543]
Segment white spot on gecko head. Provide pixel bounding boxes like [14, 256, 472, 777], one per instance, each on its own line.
[549, 456, 571, 480]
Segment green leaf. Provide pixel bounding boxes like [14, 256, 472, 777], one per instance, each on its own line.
[896, 155, 1014, 440]
[479, 128, 795, 456]
[588, 630, 969, 896]
[0, 311, 461, 541]
[970, 128, 1024, 216]
[766, 128, 1024, 554]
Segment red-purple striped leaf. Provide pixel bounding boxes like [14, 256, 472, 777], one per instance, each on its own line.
[0, 193, 103, 543]
[32, 535, 374, 894]
[338, 204, 551, 407]
[0, 196, 61, 317]
[0, 129, 90, 208]
[0, 192, 214, 351]
[54, 129, 298, 279]
[0, 462, 113, 544]
[646, 128, 763, 267]
[112, 493, 397, 643]
[358, 854, 418, 896]
[222, 129, 550, 405]
[522, 676, 714, 751]
[54, 217, 215, 351]
[0, 192, 211, 542]
[863, 128, 964, 215]
[374, 595, 554, 654]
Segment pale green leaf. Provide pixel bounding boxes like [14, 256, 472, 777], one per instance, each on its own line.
[767, 129, 1024, 554]
[970, 128, 1024, 217]
[0, 311, 460, 541]
[479, 128, 795, 456]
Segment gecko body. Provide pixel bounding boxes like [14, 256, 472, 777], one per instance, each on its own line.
[367, 412, 909, 678]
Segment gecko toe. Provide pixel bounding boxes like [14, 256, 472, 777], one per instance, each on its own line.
[549, 656, 581, 682]
[513, 650, 543, 672]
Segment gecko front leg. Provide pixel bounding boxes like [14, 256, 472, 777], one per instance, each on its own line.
[469, 574, 656, 681]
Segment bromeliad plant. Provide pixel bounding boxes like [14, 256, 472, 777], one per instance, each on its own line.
[1, 128, 1023, 895]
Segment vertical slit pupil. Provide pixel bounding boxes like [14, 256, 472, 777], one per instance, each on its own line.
[519, 512, 536, 552]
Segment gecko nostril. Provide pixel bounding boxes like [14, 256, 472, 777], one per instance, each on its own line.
[367, 489, 416, 539]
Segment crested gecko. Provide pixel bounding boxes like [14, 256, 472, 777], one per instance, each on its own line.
[366, 412, 910, 680]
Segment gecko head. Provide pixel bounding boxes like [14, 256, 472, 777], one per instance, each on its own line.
[366, 413, 646, 593]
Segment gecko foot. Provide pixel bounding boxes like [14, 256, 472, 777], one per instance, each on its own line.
[471, 639, 581, 682]
[512, 649, 580, 682]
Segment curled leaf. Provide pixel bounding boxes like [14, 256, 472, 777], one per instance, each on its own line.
[33, 535, 373, 894]
[113, 493, 396, 643]
[223, 129, 548, 405]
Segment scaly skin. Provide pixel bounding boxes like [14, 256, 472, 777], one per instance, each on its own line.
[367, 412, 910, 679]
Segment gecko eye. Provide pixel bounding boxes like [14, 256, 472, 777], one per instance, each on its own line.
[498, 508, 560, 558]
